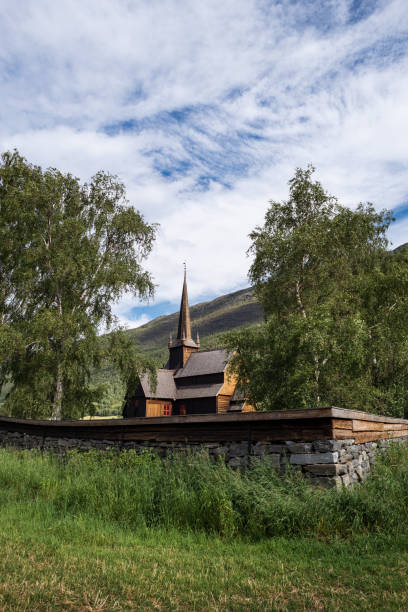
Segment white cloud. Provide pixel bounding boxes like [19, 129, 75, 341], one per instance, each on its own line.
[1, 0, 408, 315]
[113, 313, 151, 330]
[388, 217, 408, 249]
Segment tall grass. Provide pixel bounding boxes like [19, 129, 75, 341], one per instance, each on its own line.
[0, 443, 407, 539]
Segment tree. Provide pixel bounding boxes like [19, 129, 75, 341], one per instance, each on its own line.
[0, 150, 157, 419]
[224, 166, 408, 416]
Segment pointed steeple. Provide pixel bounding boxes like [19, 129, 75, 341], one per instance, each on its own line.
[176, 264, 192, 341]
[167, 265, 199, 370]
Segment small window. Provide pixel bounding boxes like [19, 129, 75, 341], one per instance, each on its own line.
[179, 404, 186, 416]
[163, 404, 171, 416]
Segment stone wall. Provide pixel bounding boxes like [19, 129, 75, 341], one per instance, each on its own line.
[0, 428, 406, 488]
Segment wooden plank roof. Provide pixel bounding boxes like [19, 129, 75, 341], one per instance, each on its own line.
[2, 408, 408, 444]
[140, 369, 176, 399]
[174, 349, 230, 378]
[176, 383, 224, 399]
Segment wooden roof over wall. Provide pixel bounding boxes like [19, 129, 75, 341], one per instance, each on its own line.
[1, 408, 408, 444]
[174, 349, 229, 378]
[140, 369, 176, 399]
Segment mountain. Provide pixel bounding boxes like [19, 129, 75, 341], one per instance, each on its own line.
[394, 242, 408, 254]
[127, 286, 264, 362]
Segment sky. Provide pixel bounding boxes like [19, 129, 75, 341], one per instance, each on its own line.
[1, 0, 408, 328]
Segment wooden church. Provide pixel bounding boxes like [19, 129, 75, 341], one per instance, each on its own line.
[123, 271, 254, 418]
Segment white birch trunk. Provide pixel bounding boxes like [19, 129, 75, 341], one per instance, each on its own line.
[51, 288, 63, 420]
[51, 360, 63, 420]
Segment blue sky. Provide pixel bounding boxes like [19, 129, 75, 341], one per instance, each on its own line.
[1, 0, 408, 328]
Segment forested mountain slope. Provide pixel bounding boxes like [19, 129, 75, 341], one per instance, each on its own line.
[126, 286, 264, 362]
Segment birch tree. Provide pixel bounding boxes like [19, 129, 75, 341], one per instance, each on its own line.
[224, 166, 408, 416]
[0, 151, 157, 419]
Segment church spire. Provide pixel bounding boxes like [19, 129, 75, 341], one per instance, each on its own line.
[176, 263, 192, 341]
[168, 265, 199, 370]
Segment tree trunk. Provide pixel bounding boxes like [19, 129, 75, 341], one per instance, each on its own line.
[314, 355, 321, 404]
[51, 288, 64, 420]
[51, 359, 63, 420]
[296, 277, 321, 403]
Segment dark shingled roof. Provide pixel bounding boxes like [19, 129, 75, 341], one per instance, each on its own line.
[140, 369, 176, 399]
[176, 383, 223, 399]
[231, 388, 245, 402]
[174, 349, 230, 379]
[230, 387, 245, 410]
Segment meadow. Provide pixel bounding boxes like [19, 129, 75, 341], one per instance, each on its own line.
[0, 445, 408, 610]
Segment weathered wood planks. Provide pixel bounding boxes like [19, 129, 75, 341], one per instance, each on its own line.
[332, 416, 408, 443]
[0, 408, 407, 445]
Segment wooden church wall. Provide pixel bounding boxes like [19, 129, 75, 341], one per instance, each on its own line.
[175, 397, 216, 415]
[217, 395, 230, 413]
[242, 401, 255, 413]
[218, 369, 238, 397]
[123, 397, 146, 418]
[146, 400, 173, 417]
[176, 373, 224, 387]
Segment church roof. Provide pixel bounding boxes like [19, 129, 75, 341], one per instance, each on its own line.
[176, 383, 224, 399]
[139, 369, 224, 400]
[140, 369, 176, 399]
[174, 348, 230, 378]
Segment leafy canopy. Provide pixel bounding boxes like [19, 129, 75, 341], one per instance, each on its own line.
[224, 165, 408, 416]
[0, 150, 157, 419]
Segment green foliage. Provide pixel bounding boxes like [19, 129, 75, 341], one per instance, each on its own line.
[224, 165, 408, 415]
[0, 150, 157, 419]
[1, 443, 408, 539]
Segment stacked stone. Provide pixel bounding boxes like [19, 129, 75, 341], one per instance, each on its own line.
[122, 440, 250, 467]
[251, 438, 407, 487]
[254, 439, 353, 488]
[0, 428, 407, 488]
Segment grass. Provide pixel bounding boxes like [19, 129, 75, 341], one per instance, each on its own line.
[0, 445, 408, 610]
[1, 512, 408, 610]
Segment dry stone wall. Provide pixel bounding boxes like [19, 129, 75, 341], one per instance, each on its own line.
[0, 428, 406, 488]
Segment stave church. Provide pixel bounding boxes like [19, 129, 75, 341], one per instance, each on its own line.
[123, 271, 254, 417]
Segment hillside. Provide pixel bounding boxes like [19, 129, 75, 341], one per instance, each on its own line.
[126, 286, 264, 362]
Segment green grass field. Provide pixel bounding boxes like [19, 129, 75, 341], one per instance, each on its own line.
[0, 446, 408, 610]
[1, 513, 407, 610]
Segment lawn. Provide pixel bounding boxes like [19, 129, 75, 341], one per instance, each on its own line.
[0, 510, 407, 611]
[0, 446, 407, 610]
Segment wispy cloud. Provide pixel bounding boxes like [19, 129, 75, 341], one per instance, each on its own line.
[1, 0, 408, 320]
